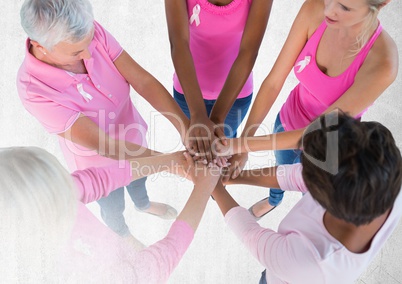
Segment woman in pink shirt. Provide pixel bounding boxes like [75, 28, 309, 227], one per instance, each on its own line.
[226, 0, 398, 218]
[165, 0, 273, 162]
[214, 112, 402, 283]
[0, 146, 221, 283]
[17, 0, 190, 247]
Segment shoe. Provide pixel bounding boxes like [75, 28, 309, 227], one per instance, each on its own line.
[248, 198, 277, 221]
[122, 234, 146, 251]
[136, 201, 178, 220]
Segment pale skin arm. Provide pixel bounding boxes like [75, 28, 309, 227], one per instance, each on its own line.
[226, 0, 398, 178]
[213, 128, 304, 157]
[211, 182, 240, 216]
[60, 50, 193, 161]
[224, 166, 280, 188]
[165, 0, 223, 160]
[223, 0, 314, 180]
[59, 114, 159, 160]
[129, 150, 187, 181]
[114, 50, 190, 142]
[209, 0, 273, 125]
[176, 152, 222, 231]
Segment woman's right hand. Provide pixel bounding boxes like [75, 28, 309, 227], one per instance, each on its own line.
[184, 115, 227, 164]
[183, 152, 222, 192]
[221, 153, 248, 184]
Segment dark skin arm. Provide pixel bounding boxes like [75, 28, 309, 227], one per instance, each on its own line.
[165, 0, 222, 161]
[209, 0, 273, 125]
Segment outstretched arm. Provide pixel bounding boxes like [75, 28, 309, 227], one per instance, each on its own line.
[165, 0, 226, 161]
[212, 127, 304, 157]
[225, 167, 280, 189]
[209, 0, 273, 124]
[114, 50, 189, 142]
[59, 114, 158, 160]
[72, 151, 186, 203]
[128, 152, 223, 283]
[223, 0, 316, 180]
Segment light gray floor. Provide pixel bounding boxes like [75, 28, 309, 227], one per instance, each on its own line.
[1, 0, 401, 283]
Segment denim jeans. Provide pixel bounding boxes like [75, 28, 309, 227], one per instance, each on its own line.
[259, 270, 267, 284]
[174, 89, 252, 138]
[97, 177, 149, 236]
[268, 114, 302, 206]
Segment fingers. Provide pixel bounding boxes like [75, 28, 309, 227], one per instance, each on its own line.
[202, 138, 213, 165]
[231, 164, 242, 179]
[214, 126, 228, 146]
[221, 163, 236, 183]
[183, 151, 194, 167]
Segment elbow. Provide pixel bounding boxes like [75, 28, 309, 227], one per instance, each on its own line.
[237, 48, 259, 73]
[168, 37, 190, 57]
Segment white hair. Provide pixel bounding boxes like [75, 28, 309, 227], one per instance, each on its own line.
[0, 147, 77, 282]
[20, 0, 94, 50]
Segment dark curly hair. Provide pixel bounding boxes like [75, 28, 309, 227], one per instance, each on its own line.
[300, 111, 402, 226]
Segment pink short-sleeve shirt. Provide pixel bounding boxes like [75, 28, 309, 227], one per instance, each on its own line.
[17, 21, 148, 171]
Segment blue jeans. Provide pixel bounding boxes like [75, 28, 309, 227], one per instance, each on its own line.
[259, 270, 267, 284]
[268, 114, 301, 206]
[97, 177, 149, 236]
[174, 89, 252, 138]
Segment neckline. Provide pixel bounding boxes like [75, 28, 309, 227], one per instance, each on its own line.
[207, 0, 234, 6]
[200, 0, 242, 14]
[313, 21, 381, 79]
[320, 206, 394, 257]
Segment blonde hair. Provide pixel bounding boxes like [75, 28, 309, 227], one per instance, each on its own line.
[0, 147, 77, 282]
[352, 0, 387, 55]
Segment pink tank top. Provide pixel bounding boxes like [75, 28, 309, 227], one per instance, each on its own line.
[280, 21, 383, 131]
[173, 0, 253, 100]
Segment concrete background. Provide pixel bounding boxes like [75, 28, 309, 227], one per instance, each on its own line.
[1, 0, 401, 283]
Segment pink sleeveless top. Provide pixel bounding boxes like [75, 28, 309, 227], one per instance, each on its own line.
[280, 21, 383, 131]
[173, 0, 253, 100]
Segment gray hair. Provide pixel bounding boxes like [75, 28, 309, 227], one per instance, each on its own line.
[20, 0, 94, 50]
[0, 147, 77, 282]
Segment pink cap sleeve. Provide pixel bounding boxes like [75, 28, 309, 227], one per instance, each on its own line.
[93, 21, 123, 61]
[21, 95, 80, 134]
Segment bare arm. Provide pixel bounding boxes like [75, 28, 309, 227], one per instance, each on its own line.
[322, 31, 398, 117]
[176, 152, 222, 231]
[241, 1, 317, 137]
[114, 50, 190, 141]
[214, 128, 304, 157]
[211, 182, 239, 216]
[165, 0, 227, 161]
[223, 1, 316, 180]
[209, 0, 273, 123]
[225, 167, 280, 189]
[59, 115, 158, 160]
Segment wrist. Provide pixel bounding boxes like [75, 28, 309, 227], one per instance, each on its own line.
[189, 108, 208, 119]
[209, 113, 224, 125]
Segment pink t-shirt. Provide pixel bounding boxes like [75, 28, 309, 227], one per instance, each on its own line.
[279, 22, 383, 131]
[225, 164, 402, 283]
[60, 164, 194, 283]
[17, 21, 148, 171]
[173, 0, 253, 100]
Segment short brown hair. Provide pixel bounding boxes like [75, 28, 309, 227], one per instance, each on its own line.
[300, 112, 402, 226]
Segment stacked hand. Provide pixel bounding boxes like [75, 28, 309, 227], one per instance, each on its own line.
[184, 116, 231, 167]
